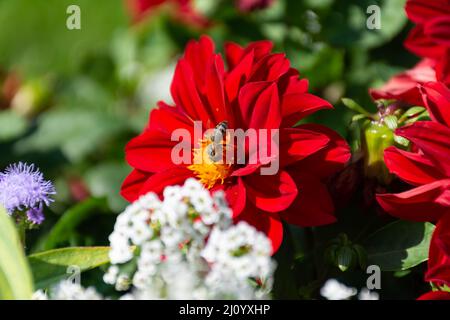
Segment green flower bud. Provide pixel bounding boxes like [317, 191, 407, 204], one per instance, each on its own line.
[362, 121, 395, 185]
[336, 246, 356, 272]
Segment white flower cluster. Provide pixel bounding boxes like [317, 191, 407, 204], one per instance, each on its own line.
[320, 279, 379, 300]
[32, 281, 103, 300]
[104, 178, 275, 299]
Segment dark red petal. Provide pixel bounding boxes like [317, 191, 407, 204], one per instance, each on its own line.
[405, 26, 445, 59]
[435, 50, 450, 86]
[281, 93, 333, 126]
[243, 40, 273, 61]
[290, 124, 350, 179]
[236, 203, 283, 253]
[424, 16, 450, 47]
[281, 173, 336, 227]
[278, 72, 309, 96]
[224, 39, 273, 70]
[204, 54, 228, 124]
[425, 214, 450, 286]
[369, 59, 437, 106]
[279, 128, 330, 167]
[138, 166, 195, 197]
[417, 291, 450, 300]
[249, 53, 290, 82]
[171, 59, 211, 124]
[405, 0, 450, 24]
[376, 180, 450, 221]
[125, 130, 180, 173]
[395, 121, 450, 176]
[184, 35, 215, 88]
[384, 146, 445, 186]
[239, 82, 281, 129]
[224, 42, 244, 70]
[148, 102, 194, 137]
[243, 170, 298, 213]
[222, 177, 247, 217]
[225, 50, 254, 105]
[420, 81, 450, 127]
[121, 169, 152, 202]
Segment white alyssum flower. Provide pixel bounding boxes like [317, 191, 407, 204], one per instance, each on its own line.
[48, 280, 103, 300]
[320, 279, 357, 300]
[42, 178, 276, 300]
[358, 288, 380, 300]
[32, 289, 48, 300]
[105, 178, 276, 300]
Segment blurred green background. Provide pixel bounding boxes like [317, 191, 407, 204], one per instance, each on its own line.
[0, 0, 425, 298]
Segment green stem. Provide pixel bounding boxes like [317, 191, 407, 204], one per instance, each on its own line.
[17, 222, 26, 249]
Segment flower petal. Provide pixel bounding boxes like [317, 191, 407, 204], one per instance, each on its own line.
[184, 35, 215, 88]
[289, 124, 350, 179]
[384, 146, 445, 186]
[424, 16, 450, 47]
[138, 166, 195, 197]
[376, 180, 450, 221]
[405, 0, 450, 24]
[249, 53, 290, 82]
[121, 169, 152, 202]
[225, 50, 254, 105]
[171, 58, 211, 124]
[148, 102, 194, 136]
[425, 214, 450, 287]
[370, 59, 437, 106]
[281, 93, 333, 127]
[243, 170, 298, 212]
[279, 128, 330, 167]
[395, 121, 450, 176]
[405, 26, 445, 59]
[238, 82, 281, 129]
[281, 173, 336, 227]
[125, 130, 182, 173]
[420, 81, 450, 127]
[223, 177, 247, 217]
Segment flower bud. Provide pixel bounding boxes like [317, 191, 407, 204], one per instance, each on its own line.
[336, 246, 356, 272]
[325, 233, 367, 272]
[362, 121, 394, 185]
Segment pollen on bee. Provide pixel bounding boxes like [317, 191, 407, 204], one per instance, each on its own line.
[187, 138, 233, 189]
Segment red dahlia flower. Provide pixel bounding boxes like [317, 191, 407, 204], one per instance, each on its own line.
[121, 36, 350, 252]
[369, 59, 437, 106]
[369, 0, 450, 104]
[417, 213, 450, 300]
[404, 0, 450, 86]
[376, 82, 450, 221]
[126, 0, 208, 27]
[425, 214, 450, 288]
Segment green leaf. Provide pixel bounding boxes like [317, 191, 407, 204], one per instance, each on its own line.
[41, 198, 108, 250]
[28, 246, 110, 289]
[383, 115, 398, 130]
[342, 98, 372, 117]
[364, 220, 435, 271]
[85, 162, 129, 212]
[0, 110, 28, 141]
[15, 108, 125, 162]
[0, 0, 127, 75]
[0, 207, 34, 299]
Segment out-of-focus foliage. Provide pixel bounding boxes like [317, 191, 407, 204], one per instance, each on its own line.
[0, 207, 33, 299]
[0, 0, 431, 299]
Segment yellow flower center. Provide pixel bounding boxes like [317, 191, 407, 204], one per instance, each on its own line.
[188, 137, 233, 189]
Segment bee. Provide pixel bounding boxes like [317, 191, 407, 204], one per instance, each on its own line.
[207, 121, 228, 162]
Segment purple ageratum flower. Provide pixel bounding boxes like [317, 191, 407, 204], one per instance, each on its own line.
[0, 162, 55, 224]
